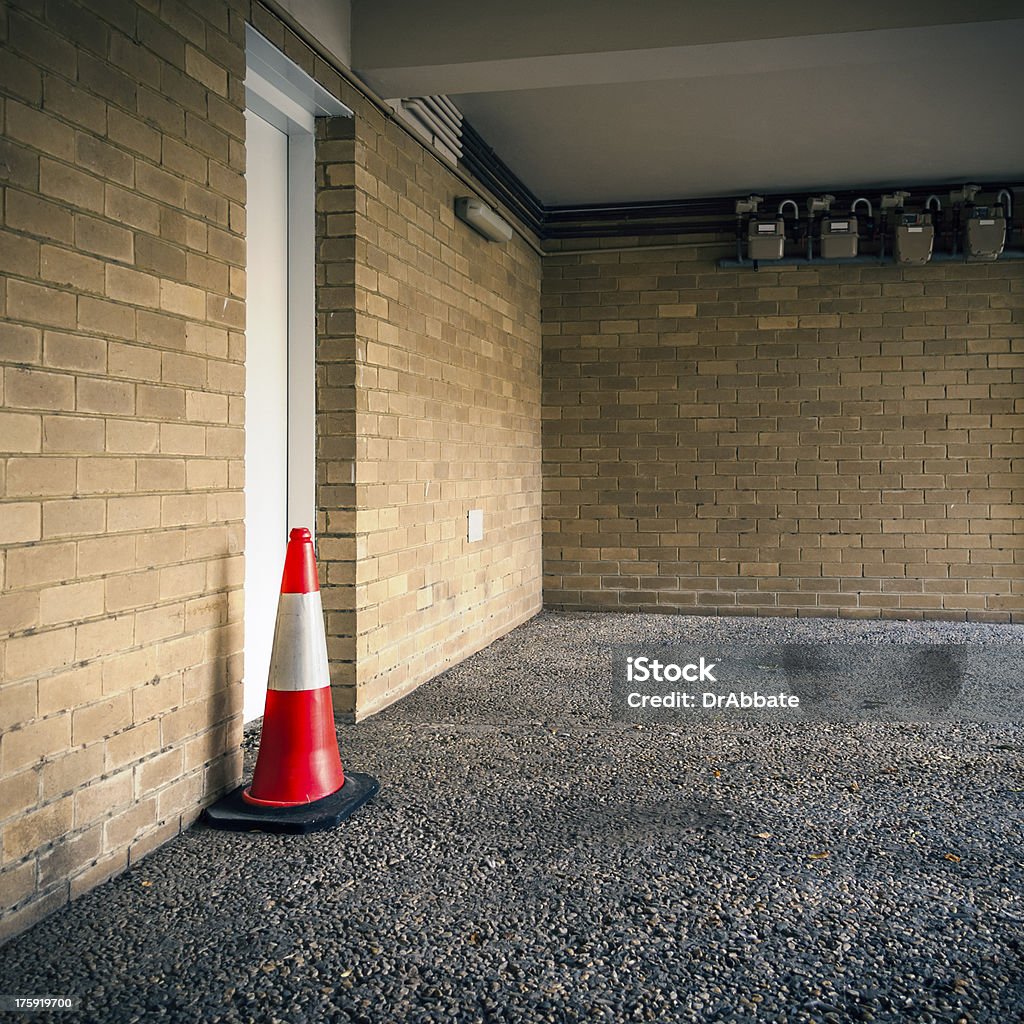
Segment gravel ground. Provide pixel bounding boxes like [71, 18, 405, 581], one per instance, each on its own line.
[2, 610, 1023, 1024]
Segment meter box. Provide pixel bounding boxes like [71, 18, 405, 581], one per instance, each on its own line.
[747, 218, 785, 260]
[894, 213, 933, 265]
[964, 206, 1006, 261]
[820, 217, 858, 259]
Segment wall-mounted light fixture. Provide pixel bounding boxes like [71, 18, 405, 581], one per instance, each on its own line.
[455, 196, 513, 243]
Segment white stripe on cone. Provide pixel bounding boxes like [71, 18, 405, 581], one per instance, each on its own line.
[267, 591, 330, 692]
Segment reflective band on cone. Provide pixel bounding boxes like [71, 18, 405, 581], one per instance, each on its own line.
[242, 527, 345, 807]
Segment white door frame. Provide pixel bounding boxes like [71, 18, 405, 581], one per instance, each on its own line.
[245, 25, 352, 540]
[243, 29, 351, 722]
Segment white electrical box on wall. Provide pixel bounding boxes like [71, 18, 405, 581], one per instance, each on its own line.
[468, 509, 484, 543]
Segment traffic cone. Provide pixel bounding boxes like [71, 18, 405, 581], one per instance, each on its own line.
[204, 528, 378, 833]
[244, 527, 343, 806]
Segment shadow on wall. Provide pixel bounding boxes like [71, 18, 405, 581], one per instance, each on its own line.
[198, 549, 244, 799]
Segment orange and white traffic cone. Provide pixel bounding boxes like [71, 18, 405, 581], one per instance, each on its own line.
[244, 527, 343, 806]
[205, 528, 378, 833]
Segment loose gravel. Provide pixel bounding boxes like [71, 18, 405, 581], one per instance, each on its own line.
[1, 610, 1023, 1024]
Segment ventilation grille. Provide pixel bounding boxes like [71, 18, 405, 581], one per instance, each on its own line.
[388, 95, 463, 165]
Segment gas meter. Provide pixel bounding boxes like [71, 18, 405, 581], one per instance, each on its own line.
[820, 216, 858, 259]
[809, 195, 857, 260]
[894, 212, 933, 265]
[747, 217, 785, 261]
[964, 206, 1006, 261]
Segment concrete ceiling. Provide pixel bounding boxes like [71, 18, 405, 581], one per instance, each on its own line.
[351, 0, 1024, 206]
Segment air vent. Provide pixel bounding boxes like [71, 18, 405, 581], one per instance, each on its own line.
[388, 95, 463, 165]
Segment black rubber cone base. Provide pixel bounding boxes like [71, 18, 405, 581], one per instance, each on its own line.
[203, 771, 380, 834]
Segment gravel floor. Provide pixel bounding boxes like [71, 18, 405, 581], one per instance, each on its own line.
[2, 610, 1023, 1024]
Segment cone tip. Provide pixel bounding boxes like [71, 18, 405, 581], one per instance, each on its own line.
[281, 527, 319, 592]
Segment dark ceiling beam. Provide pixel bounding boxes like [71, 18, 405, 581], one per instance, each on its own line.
[459, 122, 1023, 240]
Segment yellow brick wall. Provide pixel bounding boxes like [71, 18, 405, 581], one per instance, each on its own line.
[0, 0, 247, 941]
[349, 112, 543, 716]
[306, 62, 544, 719]
[312, 115, 360, 709]
[543, 244, 1024, 621]
[1, 0, 543, 939]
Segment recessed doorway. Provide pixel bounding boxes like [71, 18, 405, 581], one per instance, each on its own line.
[243, 27, 351, 722]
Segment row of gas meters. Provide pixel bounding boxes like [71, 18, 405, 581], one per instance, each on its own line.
[736, 185, 1014, 265]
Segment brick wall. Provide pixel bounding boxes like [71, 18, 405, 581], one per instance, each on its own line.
[1, 0, 543, 939]
[301, 43, 543, 719]
[543, 244, 1024, 621]
[346, 110, 543, 716]
[312, 113, 360, 707]
[0, 0, 247, 941]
